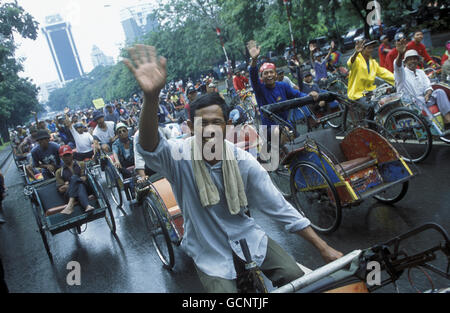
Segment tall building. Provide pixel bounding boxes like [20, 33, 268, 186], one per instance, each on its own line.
[38, 80, 62, 103]
[91, 45, 115, 68]
[42, 14, 85, 84]
[120, 2, 158, 44]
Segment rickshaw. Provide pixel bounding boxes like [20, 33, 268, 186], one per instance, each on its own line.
[401, 82, 450, 145]
[273, 223, 450, 293]
[138, 123, 263, 270]
[102, 123, 190, 211]
[261, 92, 415, 234]
[23, 161, 116, 261]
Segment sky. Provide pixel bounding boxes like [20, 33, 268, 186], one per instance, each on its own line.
[14, 0, 158, 86]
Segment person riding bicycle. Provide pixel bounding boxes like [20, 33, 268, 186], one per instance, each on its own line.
[70, 122, 96, 161]
[347, 38, 395, 121]
[394, 43, 450, 130]
[276, 69, 299, 90]
[247, 40, 319, 145]
[406, 30, 437, 69]
[310, 41, 334, 87]
[123, 44, 343, 293]
[378, 35, 393, 69]
[56, 145, 94, 215]
[30, 130, 62, 180]
[385, 32, 409, 73]
[92, 110, 117, 153]
[112, 123, 136, 179]
[233, 69, 249, 92]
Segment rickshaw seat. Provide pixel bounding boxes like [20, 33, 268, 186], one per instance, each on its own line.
[290, 128, 347, 163]
[422, 105, 439, 116]
[336, 156, 376, 176]
[152, 178, 178, 214]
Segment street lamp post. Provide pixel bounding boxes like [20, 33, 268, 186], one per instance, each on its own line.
[284, 0, 295, 52]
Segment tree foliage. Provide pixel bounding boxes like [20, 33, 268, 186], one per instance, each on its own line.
[45, 0, 448, 112]
[0, 1, 40, 140]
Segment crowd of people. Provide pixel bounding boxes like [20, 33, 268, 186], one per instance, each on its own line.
[2, 25, 450, 294]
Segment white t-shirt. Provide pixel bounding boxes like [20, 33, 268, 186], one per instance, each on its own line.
[93, 121, 115, 144]
[70, 126, 94, 153]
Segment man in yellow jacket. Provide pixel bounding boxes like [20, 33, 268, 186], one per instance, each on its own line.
[347, 39, 395, 121]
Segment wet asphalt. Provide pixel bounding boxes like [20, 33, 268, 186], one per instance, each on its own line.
[0, 140, 449, 293]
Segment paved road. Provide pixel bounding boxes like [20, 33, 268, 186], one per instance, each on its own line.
[0, 137, 449, 293]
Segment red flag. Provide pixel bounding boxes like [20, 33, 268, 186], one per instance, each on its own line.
[216, 27, 221, 36]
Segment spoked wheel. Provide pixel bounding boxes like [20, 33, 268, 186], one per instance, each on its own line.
[95, 177, 116, 234]
[143, 198, 174, 270]
[105, 165, 123, 207]
[32, 204, 53, 261]
[373, 181, 409, 205]
[290, 161, 342, 234]
[383, 108, 432, 163]
[268, 165, 292, 198]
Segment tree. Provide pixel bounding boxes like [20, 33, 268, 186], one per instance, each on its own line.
[0, 1, 40, 141]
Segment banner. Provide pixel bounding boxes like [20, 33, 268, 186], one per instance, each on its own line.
[92, 98, 105, 109]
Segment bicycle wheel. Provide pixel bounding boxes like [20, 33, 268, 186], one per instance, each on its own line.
[94, 176, 116, 234]
[373, 181, 409, 205]
[268, 165, 291, 198]
[290, 161, 342, 234]
[143, 198, 175, 270]
[382, 108, 432, 163]
[105, 165, 123, 207]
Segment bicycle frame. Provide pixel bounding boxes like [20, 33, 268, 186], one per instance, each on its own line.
[273, 223, 450, 293]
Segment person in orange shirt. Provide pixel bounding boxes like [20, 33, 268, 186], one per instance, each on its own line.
[406, 30, 436, 68]
[378, 35, 392, 68]
[232, 69, 249, 92]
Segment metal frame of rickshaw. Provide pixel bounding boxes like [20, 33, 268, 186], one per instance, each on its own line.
[260, 92, 415, 234]
[23, 161, 116, 262]
[272, 223, 450, 293]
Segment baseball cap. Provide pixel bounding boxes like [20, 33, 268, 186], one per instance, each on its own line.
[363, 40, 379, 48]
[186, 86, 197, 94]
[73, 122, 84, 129]
[59, 145, 73, 156]
[35, 130, 51, 141]
[380, 35, 388, 41]
[115, 122, 128, 132]
[394, 32, 405, 41]
[93, 110, 104, 121]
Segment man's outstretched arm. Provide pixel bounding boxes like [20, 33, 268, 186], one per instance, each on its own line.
[123, 45, 167, 152]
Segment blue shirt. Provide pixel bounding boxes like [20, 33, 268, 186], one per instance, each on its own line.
[249, 65, 308, 127]
[314, 59, 328, 81]
[31, 142, 62, 168]
[47, 123, 56, 133]
[137, 133, 310, 279]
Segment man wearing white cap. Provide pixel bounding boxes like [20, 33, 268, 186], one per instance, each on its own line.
[394, 42, 450, 130]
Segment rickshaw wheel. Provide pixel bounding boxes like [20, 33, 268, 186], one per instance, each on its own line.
[94, 176, 117, 234]
[33, 204, 53, 261]
[143, 198, 175, 270]
[269, 166, 291, 198]
[290, 161, 342, 234]
[105, 165, 123, 207]
[373, 181, 409, 205]
[383, 108, 432, 163]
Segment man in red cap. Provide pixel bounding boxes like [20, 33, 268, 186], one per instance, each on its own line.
[55, 145, 94, 215]
[247, 40, 319, 149]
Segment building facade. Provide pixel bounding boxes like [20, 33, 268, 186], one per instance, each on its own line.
[91, 45, 115, 68]
[120, 2, 158, 44]
[42, 14, 85, 84]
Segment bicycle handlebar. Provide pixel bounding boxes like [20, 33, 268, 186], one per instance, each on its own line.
[273, 223, 450, 293]
[261, 92, 337, 114]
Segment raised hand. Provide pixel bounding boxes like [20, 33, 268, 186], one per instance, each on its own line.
[247, 40, 261, 60]
[396, 40, 407, 55]
[355, 39, 365, 53]
[123, 45, 167, 95]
